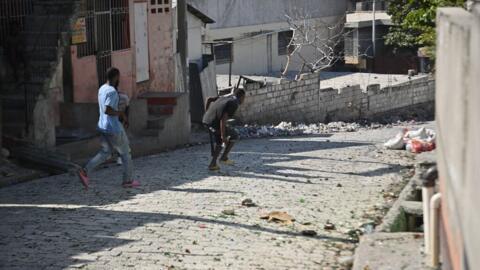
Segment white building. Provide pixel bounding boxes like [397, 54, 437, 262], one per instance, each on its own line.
[188, 0, 348, 76]
[187, 4, 215, 68]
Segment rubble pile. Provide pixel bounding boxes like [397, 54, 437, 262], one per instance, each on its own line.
[235, 121, 420, 139]
[235, 122, 361, 138]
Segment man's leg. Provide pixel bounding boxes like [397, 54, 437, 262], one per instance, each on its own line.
[84, 134, 114, 175]
[220, 141, 235, 162]
[78, 134, 113, 189]
[208, 130, 223, 170]
[114, 128, 135, 185]
[220, 126, 238, 163]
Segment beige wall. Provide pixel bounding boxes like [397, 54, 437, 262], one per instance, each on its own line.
[436, 7, 480, 270]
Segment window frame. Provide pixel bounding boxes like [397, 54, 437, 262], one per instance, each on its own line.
[278, 30, 294, 56]
[214, 38, 233, 65]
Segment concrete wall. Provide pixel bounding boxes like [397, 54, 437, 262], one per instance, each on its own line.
[189, 0, 347, 29]
[236, 74, 434, 124]
[187, 12, 204, 64]
[436, 7, 480, 270]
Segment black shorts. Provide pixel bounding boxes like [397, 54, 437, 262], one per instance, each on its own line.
[207, 125, 238, 145]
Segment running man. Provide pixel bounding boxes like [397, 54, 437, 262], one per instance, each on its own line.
[203, 89, 246, 171]
[77, 67, 139, 189]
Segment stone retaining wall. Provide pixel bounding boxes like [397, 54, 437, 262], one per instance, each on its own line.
[237, 73, 435, 124]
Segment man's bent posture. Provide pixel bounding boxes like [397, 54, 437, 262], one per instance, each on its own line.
[203, 89, 246, 171]
[77, 68, 139, 189]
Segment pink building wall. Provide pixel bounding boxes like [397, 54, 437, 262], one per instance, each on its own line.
[70, 0, 175, 103]
[147, 0, 175, 92]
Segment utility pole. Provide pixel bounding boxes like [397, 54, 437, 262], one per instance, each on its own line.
[372, 0, 376, 57]
[177, 0, 188, 92]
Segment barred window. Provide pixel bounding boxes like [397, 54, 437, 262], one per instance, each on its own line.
[214, 38, 233, 64]
[77, 0, 130, 58]
[278, 30, 293, 56]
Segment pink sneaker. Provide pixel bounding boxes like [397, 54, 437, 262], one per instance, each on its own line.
[77, 169, 89, 190]
[122, 180, 140, 188]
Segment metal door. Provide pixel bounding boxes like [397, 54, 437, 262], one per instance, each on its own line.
[95, 0, 112, 86]
[134, 2, 149, 82]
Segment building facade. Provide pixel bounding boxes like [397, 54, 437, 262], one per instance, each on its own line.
[188, 0, 348, 76]
[0, 0, 191, 156]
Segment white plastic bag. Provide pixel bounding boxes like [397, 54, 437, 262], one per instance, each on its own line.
[384, 129, 408, 150]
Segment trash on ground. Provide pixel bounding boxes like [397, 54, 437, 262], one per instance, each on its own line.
[324, 221, 336, 230]
[222, 209, 235, 216]
[301, 230, 318, 237]
[241, 198, 256, 207]
[384, 127, 436, 153]
[260, 211, 295, 224]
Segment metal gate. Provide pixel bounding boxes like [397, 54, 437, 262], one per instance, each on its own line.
[77, 0, 130, 86]
[94, 0, 112, 86]
[0, 0, 33, 46]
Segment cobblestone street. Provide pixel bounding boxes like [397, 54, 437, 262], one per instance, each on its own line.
[0, 126, 417, 270]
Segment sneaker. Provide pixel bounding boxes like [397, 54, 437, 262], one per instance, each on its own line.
[116, 157, 123, 165]
[122, 180, 141, 188]
[208, 165, 220, 171]
[220, 159, 235, 166]
[77, 169, 89, 190]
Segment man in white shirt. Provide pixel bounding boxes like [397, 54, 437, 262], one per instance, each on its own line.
[77, 67, 139, 189]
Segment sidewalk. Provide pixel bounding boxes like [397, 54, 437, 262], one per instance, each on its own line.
[0, 125, 421, 269]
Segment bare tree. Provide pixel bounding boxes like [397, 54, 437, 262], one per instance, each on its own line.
[282, 10, 355, 79]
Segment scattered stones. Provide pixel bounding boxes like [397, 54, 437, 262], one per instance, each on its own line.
[236, 122, 361, 138]
[1, 148, 10, 158]
[235, 120, 423, 139]
[222, 209, 235, 216]
[324, 221, 336, 230]
[337, 255, 354, 267]
[241, 198, 256, 207]
[260, 211, 295, 225]
[301, 230, 318, 237]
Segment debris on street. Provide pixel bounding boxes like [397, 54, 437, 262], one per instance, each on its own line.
[324, 221, 336, 230]
[384, 127, 436, 153]
[241, 198, 257, 207]
[222, 209, 235, 216]
[301, 230, 318, 237]
[235, 120, 425, 139]
[260, 211, 295, 224]
[236, 122, 361, 138]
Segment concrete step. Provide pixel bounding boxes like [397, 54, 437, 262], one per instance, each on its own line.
[147, 115, 168, 129]
[3, 122, 28, 138]
[139, 128, 160, 137]
[2, 108, 30, 121]
[0, 81, 43, 95]
[25, 47, 57, 61]
[148, 105, 175, 116]
[24, 16, 70, 32]
[24, 33, 59, 48]
[139, 92, 182, 106]
[32, 1, 75, 15]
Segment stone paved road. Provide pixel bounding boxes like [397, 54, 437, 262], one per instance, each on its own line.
[0, 126, 420, 270]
